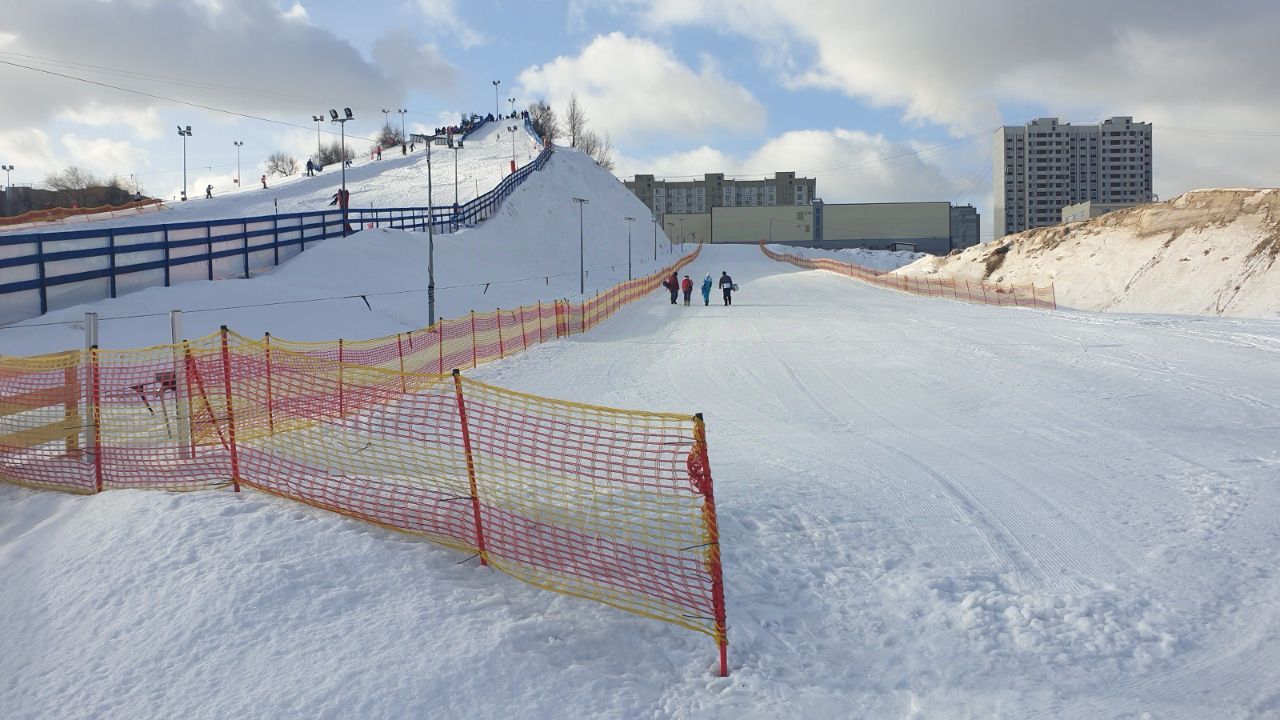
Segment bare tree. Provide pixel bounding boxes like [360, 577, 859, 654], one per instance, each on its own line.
[265, 151, 299, 177]
[375, 124, 404, 148]
[565, 93, 586, 148]
[528, 100, 561, 143]
[577, 129, 616, 172]
[314, 141, 353, 168]
[45, 166, 100, 191]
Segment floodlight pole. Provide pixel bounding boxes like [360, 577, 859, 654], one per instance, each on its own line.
[508, 96, 516, 116]
[312, 115, 323, 159]
[652, 215, 658, 261]
[398, 109, 407, 142]
[330, 108, 353, 236]
[233, 141, 243, 188]
[624, 216, 634, 280]
[428, 135, 436, 326]
[492, 80, 500, 118]
[573, 197, 589, 294]
[177, 125, 192, 201]
[1, 164, 13, 189]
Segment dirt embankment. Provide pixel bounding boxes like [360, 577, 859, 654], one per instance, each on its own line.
[898, 189, 1280, 318]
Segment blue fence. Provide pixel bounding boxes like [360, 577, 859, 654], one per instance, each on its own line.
[0, 145, 553, 325]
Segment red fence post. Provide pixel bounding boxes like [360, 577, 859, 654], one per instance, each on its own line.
[218, 326, 241, 492]
[264, 332, 275, 435]
[396, 332, 407, 392]
[518, 309, 528, 351]
[497, 308, 505, 359]
[452, 369, 488, 566]
[470, 311, 478, 368]
[537, 300, 545, 343]
[89, 346, 104, 493]
[437, 323, 444, 375]
[338, 337, 346, 416]
[691, 413, 728, 677]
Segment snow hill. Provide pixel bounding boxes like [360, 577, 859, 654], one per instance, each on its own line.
[0, 147, 679, 355]
[898, 189, 1280, 318]
[9, 120, 543, 235]
[3, 145, 1280, 718]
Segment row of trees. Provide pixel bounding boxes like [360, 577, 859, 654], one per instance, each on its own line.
[528, 94, 615, 171]
[42, 167, 144, 206]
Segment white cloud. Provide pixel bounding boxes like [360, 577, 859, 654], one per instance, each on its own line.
[281, 2, 310, 24]
[614, 0, 1280, 197]
[616, 128, 962, 205]
[57, 104, 164, 140]
[414, 0, 485, 49]
[518, 32, 766, 142]
[59, 134, 150, 180]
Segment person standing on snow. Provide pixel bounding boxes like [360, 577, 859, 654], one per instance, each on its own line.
[719, 271, 735, 306]
[306, 159, 315, 177]
[205, 184, 212, 199]
[681, 275, 694, 306]
[663, 271, 679, 304]
[261, 174, 267, 189]
[701, 273, 713, 306]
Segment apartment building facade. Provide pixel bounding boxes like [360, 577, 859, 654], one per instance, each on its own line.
[625, 172, 817, 217]
[994, 116, 1152, 237]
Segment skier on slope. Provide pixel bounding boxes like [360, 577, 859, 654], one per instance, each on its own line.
[700, 273, 713, 306]
[681, 275, 694, 306]
[719, 271, 735, 306]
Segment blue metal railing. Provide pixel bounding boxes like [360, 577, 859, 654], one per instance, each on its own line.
[0, 144, 553, 324]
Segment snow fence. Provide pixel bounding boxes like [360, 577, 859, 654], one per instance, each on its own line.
[0, 246, 729, 676]
[761, 243, 1057, 310]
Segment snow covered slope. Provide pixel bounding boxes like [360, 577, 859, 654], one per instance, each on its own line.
[898, 189, 1280, 318]
[7, 120, 543, 235]
[3, 245, 1279, 719]
[0, 148, 678, 355]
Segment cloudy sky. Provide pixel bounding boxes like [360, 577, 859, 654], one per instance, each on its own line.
[3, 0, 1277, 239]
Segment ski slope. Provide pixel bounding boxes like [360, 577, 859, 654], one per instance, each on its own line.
[3, 241, 1279, 718]
[8, 120, 542, 235]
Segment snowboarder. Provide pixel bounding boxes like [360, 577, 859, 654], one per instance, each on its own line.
[701, 273, 713, 306]
[375, 145, 382, 160]
[401, 142, 407, 155]
[681, 275, 693, 306]
[306, 159, 315, 177]
[205, 184, 212, 199]
[663, 272, 679, 304]
[719, 271, 735, 306]
[261, 174, 267, 189]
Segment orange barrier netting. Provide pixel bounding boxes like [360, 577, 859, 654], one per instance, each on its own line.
[0, 246, 728, 675]
[0, 198, 164, 228]
[760, 243, 1057, 310]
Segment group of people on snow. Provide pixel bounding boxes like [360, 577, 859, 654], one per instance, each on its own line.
[663, 270, 735, 307]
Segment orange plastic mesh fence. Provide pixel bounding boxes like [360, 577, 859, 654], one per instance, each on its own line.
[0, 245, 727, 673]
[760, 243, 1057, 310]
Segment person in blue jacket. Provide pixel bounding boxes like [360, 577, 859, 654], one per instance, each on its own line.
[700, 273, 713, 306]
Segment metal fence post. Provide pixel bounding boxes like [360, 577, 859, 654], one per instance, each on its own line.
[171, 310, 191, 459]
[107, 228, 117, 298]
[35, 235, 48, 314]
[218, 326, 241, 492]
[206, 221, 213, 281]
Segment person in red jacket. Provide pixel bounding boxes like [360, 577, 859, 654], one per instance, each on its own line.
[681, 275, 694, 305]
[663, 271, 679, 304]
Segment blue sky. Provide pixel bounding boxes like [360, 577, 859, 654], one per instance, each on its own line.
[3, 0, 1277, 239]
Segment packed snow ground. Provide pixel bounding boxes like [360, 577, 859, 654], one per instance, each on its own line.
[3, 243, 1279, 718]
[3, 142, 1280, 718]
[900, 189, 1280, 319]
[4, 120, 543, 235]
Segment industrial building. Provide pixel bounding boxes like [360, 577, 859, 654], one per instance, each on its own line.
[625, 172, 817, 216]
[661, 201, 979, 254]
[994, 116, 1153, 237]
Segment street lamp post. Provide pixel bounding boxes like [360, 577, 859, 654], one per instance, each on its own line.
[413, 131, 442, 325]
[652, 214, 658, 261]
[233, 141, 243, 188]
[507, 125, 518, 173]
[453, 145, 459, 207]
[329, 108, 353, 236]
[624, 216, 635, 280]
[311, 115, 323, 160]
[1, 164, 13, 189]
[507, 97, 516, 117]
[573, 197, 589, 294]
[397, 109, 407, 143]
[176, 125, 192, 201]
[491, 80, 501, 119]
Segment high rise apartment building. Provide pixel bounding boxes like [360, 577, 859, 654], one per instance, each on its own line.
[624, 172, 816, 217]
[994, 116, 1152, 237]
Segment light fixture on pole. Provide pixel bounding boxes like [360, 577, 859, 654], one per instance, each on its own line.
[233, 141, 243, 188]
[507, 125, 518, 174]
[624, 217, 635, 280]
[1, 164, 13, 189]
[572, 197, 589, 295]
[491, 80, 500, 118]
[329, 108, 354, 236]
[311, 115, 324, 159]
[453, 144, 459, 208]
[411, 131, 442, 325]
[507, 96, 516, 116]
[176, 125, 192, 201]
[397, 108, 408, 142]
[381, 108, 390, 130]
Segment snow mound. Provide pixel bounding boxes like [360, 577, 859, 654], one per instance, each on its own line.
[898, 189, 1280, 318]
[763, 244, 924, 272]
